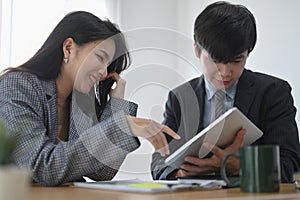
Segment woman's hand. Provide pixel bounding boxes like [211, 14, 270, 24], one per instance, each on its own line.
[106, 72, 126, 99]
[126, 116, 181, 157]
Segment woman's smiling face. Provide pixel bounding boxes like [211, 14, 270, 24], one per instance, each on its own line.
[72, 38, 116, 93]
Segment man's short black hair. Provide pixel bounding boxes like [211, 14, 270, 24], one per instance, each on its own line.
[194, 1, 257, 63]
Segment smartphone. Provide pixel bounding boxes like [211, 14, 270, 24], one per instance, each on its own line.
[95, 77, 115, 117]
[97, 78, 115, 102]
[95, 61, 120, 116]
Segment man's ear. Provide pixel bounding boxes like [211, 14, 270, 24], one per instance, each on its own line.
[62, 38, 74, 59]
[194, 42, 200, 58]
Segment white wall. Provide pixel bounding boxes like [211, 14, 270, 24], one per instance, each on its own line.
[0, 0, 2, 58]
[0, 0, 13, 68]
[111, 0, 183, 180]
[111, 0, 300, 180]
[0, 0, 108, 69]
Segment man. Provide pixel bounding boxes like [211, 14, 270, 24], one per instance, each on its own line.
[151, 1, 300, 183]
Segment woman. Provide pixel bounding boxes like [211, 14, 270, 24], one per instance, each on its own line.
[0, 11, 180, 186]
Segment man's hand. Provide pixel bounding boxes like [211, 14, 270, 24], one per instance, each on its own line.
[177, 129, 246, 176]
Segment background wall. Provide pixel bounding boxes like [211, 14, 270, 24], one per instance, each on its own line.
[0, 0, 108, 68]
[0, 0, 2, 57]
[1, 0, 299, 181]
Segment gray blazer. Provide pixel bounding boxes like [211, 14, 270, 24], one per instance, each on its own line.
[0, 71, 140, 186]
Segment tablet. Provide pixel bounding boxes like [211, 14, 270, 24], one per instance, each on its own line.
[164, 107, 263, 168]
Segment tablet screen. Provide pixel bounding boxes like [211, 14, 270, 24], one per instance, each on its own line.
[164, 107, 263, 168]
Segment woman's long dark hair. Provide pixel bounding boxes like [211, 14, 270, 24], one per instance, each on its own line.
[4, 11, 131, 117]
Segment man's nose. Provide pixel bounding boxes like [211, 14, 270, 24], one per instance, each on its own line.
[217, 63, 232, 77]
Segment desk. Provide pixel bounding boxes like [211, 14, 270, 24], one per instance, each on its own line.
[30, 184, 300, 200]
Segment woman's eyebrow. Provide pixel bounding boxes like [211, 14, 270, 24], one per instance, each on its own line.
[96, 49, 111, 61]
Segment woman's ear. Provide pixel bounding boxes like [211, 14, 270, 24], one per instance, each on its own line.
[194, 43, 200, 58]
[62, 38, 74, 59]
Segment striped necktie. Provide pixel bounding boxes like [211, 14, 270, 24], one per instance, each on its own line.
[213, 90, 226, 121]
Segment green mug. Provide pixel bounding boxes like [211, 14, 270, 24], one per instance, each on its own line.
[221, 145, 281, 192]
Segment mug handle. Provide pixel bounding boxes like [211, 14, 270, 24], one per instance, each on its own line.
[220, 152, 240, 187]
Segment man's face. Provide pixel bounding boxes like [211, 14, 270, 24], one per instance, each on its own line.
[197, 48, 247, 89]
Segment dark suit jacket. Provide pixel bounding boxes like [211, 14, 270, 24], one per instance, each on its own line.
[151, 69, 300, 183]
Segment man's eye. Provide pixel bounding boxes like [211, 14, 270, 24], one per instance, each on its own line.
[231, 60, 242, 63]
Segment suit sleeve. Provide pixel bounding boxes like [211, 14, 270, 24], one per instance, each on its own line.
[151, 91, 180, 180]
[258, 80, 300, 183]
[0, 73, 140, 186]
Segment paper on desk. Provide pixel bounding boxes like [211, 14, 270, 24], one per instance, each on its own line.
[183, 179, 226, 189]
[74, 179, 172, 193]
[156, 179, 226, 189]
[73, 179, 226, 193]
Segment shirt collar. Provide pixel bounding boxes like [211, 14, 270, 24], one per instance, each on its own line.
[204, 78, 216, 100]
[204, 78, 239, 100]
[40, 78, 57, 99]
